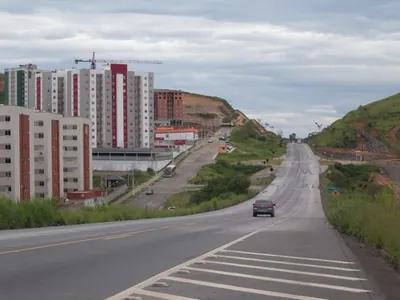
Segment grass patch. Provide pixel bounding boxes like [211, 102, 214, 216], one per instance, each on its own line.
[189, 160, 264, 184]
[321, 163, 400, 269]
[0, 189, 257, 230]
[217, 121, 286, 163]
[251, 176, 274, 186]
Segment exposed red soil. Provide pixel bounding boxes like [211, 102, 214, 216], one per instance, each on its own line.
[385, 124, 400, 149]
[370, 173, 391, 186]
[370, 129, 380, 138]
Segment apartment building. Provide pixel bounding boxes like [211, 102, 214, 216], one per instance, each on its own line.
[154, 89, 184, 125]
[3, 64, 38, 108]
[5, 64, 156, 149]
[0, 105, 92, 202]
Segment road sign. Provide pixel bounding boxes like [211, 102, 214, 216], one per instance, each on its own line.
[327, 186, 340, 193]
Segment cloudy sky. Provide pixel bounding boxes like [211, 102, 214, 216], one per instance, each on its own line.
[1, 0, 400, 137]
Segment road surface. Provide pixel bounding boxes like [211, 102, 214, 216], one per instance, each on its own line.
[127, 128, 231, 209]
[0, 144, 385, 300]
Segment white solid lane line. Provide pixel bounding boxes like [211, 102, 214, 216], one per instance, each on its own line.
[200, 260, 366, 281]
[182, 267, 371, 293]
[213, 254, 361, 272]
[126, 288, 199, 300]
[222, 250, 356, 264]
[164, 276, 328, 300]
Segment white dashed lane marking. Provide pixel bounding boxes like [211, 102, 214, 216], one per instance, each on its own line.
[211, 254, 361, 272]
[106, 249, 371, 300]
[105, 206, 372, 300]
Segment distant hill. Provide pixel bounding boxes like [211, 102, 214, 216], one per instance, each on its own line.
[306, 93, 400, 156]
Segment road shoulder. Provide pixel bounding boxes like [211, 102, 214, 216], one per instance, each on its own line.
[319, 173, 400, 300]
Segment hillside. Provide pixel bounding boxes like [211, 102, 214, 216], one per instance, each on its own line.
[306, 92, 400, 158]
[217, 120, 285, 163]
[181, 92, 237, 126]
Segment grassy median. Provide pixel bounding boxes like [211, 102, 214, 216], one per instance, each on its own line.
[321, 163, 400, 269]
[0, 188, 257, 230]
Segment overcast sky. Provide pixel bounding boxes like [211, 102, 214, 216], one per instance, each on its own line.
[1, 0, 400, 137]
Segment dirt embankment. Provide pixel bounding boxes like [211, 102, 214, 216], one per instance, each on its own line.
[182, 92, 235, 126]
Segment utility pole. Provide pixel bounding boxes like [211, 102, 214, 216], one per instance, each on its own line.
[131, 163, 135, 189]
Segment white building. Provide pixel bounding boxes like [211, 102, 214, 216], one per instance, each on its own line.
[0, 105, 92, 202]
[4, 64, 156, 149]
[155, 127, 199, 147]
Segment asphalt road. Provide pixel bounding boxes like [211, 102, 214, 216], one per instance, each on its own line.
[127, 128, 231, 209]
[0, 143, 384, 300]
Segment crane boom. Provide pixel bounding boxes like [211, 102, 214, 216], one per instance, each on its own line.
[74, 52, 163, 69]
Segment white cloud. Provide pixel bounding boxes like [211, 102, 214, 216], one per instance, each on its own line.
[304, 105, 337, 114]
[1, 1, 399, 136]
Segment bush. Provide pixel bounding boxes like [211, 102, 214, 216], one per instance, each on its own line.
[326, 163, 380, 191]
[146, 167, 155, 176]
[192, 174, 250, 204]
[322, 164, 400, 269]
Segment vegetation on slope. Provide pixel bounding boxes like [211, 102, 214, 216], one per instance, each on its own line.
[187, 112, 218, 119]
[166, 161, 262, 209]
[189, 160, 264, 184]
[306, 93, 400, 152]
[321, 163, 400, 269]
[218, 120, 286, 163]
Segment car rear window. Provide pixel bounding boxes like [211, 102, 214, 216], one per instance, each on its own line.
[255, 200, 272, 204]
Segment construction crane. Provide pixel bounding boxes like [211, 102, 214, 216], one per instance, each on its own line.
[74, 52, 163, 69]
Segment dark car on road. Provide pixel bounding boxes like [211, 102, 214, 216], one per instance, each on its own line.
[253, 199, 275, 217]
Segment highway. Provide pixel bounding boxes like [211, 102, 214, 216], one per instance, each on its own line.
[127, 128, 231, 209]
[0, 143, 383, 300]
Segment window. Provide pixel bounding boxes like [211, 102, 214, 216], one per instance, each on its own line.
[5, 158, 11, 163]
[5, 144, 11, 150]
[5, 130, 11, 136]
[5, 116, 10, 122]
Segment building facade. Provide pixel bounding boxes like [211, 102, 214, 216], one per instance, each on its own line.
[3, 64, 38, 108]
[4, 64, 156, 149]
[0, 105, 92, 202]
[154, 127, 198, 148]
[154, 89, 184, 124]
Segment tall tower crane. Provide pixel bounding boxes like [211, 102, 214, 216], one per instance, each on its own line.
[74, 52, 163, 69]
